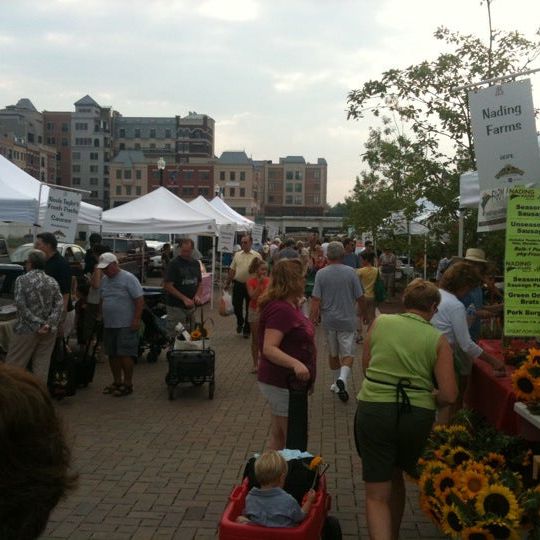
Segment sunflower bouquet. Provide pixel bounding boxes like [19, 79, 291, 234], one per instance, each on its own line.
[511, 348, 540, 409]
[417, 410, 537, 539]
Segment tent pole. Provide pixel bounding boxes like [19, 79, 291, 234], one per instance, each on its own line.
[458, 210, 464, 258]
[423, 234, 427, 280]
[33, 182, 43, 241]
[211, 235, 216, 309]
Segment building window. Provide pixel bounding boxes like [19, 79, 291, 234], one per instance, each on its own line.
[313, 169, 320, 179]
[93, 139, 100, 147]
[240, 188, 245, 197]
[72, 164, 81, 173]
[230, 171, 235, 181]
[72, 177, 81, 185]
[313, 193, 320, 204]
[240, 171, 246, 181]
[150, 129, 156, 138]
[268, 195, 274, 203]
[61, 138, 68, 147]
[165, 143, 171, 150]
[294, 195, 302, 204]
[75, 122, 88, 131]
[91, 190, 98, 198]
[134, 143, 141, 150]
[134, 129, 141, 138]
[119, 128, 125, 137]
[90, 177, 98, 185]
[136, 186, 141, 195]
[182, 187, 193, 196]
[268, 182, 277, 192]
[295, 183, 302, 193]
[201, 171, 209, 181]
[229, 187, 236, 197]
[124, 169, 132, 179]
[286, 171, 293, 180]
[136, 169, 142, 180]
[126, 186, 132, 196]
[116, 185, 121, 195]
[219, 171, 225, 181]
[295, 171, 302, 180]
[90, 165, 98, 173]
[40, 157, 45, 167]
[285, 195, 293, 204]
[184, 170, 193, 180]
[72, 152, 81, 160]
[150, 143, 156, 149]
[90, 152, 98, 160]
[285, 183, 293, 193]
[165, 129, 171, 138]
[62, 123, 69, 132]
[119, 143, 125, 150]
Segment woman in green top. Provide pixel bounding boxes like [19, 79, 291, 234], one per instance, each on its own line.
[355, 279, 457, 540]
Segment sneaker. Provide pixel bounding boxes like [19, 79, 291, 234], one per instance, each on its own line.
[336, 378, 349, 403]
[330, 383, 338, 393]
[236, 325, 242, 334]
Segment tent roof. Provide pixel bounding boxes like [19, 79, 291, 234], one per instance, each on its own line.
[102, 187, 216, 235]
[188, 196, 237, 228]
[209, 196, 254, 229]
[0, 155, 102, 226]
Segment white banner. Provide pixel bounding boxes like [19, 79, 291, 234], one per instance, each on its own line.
[218, 224, 235, 253]
[251, 224, 264, 244]
[42, 188, 81, 243]
[267, 225, 278, 240]
[469, 79, 540, 232]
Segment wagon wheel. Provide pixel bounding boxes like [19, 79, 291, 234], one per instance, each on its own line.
[209, 380, 215, 399]
[167, 385, 175, 401]
[322, 516, 342, 540]
[190, 376, 205, 386]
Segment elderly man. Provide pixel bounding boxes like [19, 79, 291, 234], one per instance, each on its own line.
[6, 250, 64, 383]
[226, 235, 261, 338]
[310, 241, 365, 402]
[97, 253, 144, 397]
[163, 238, 203, 334]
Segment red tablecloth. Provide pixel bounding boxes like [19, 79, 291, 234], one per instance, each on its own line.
[464, 339, 519, 435]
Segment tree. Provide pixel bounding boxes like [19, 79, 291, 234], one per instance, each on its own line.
[345, 22, 540, 253]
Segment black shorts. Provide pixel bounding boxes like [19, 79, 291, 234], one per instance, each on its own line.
[103, 327, 139, 358]
[354, 400, 435, 482]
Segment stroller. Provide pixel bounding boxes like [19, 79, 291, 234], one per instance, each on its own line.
[138, 287, 169, 363]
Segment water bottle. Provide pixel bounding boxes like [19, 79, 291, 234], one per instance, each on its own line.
[466, 303, 476, 327]
[175, 322, 192, 341]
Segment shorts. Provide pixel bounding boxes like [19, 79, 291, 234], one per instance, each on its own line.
[258, 382, 289, 417]
[248, 308, 259, 324]
[325, 329, 356, 358]
[167, 305, 196, 335]
[103, 327, 139, 358]
[354, 400, 435, 482]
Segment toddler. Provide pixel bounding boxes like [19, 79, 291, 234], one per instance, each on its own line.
[238, 450, 316, 528]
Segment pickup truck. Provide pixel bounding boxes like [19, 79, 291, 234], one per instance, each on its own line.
[102, 237, 154, 282]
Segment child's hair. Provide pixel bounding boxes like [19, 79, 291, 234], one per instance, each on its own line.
[248, 257, 266, 275]
[254, 450, 288, 486]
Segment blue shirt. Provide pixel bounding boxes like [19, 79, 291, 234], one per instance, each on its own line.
[460, 286, 483, 341]
[100, 270, 143, 328]
[244, 487, 305, 528]
[342, 252, 359, 268]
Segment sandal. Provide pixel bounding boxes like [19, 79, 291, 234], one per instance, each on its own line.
[113, 384, 133, 397]
[103, 382, 121, 394]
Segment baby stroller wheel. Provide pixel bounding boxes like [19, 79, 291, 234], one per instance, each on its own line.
[322, 516, 342, 540]
[190, 376, 205, 386]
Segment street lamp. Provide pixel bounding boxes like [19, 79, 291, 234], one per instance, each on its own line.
[157, 156, 166, 186]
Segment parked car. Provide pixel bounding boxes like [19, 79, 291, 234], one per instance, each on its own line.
[396, 256, 416, 280]
[10, 242, 85, 279]
[0, 263, 24, 306]
[0, 237, 9, 264]
[102, 237, 152, 282]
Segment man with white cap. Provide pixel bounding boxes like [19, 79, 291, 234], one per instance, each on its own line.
[97, 253, 144, 397]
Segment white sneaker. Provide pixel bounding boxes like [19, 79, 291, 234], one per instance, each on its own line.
[330, 383, 339, 393]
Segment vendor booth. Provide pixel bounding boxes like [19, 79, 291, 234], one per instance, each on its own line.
[209, 196, 254, 230]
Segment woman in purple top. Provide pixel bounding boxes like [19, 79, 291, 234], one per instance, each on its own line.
[258, 259, 317, 450]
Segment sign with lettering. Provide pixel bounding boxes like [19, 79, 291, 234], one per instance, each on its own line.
[469, 79, 540, 232]
[251, 224, 264, 244]
[42, 188, 81, 243]
[504, 186, 540, 336]
[217, 224, 235, 253]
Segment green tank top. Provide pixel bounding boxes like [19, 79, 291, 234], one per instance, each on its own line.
[357, 313, 442, 410]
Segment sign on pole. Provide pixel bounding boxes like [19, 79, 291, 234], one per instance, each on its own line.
[504, 186, 540, 336]
[469, 79, 540, 232]
[251, 224, 264, 244]
[42, 187, 81, 243]
[217, 224, 235, 253]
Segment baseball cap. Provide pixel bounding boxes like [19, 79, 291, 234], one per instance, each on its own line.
[96, 252, 118, 269]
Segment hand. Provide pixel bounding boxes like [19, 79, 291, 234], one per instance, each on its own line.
[183, 298, 195, 308]
[130, 319, 141, 331]
[293, 362, 310, 381]
[193, 295, 201, 305]
[305, 489, 316, 504]
[37, 324, 50, 335]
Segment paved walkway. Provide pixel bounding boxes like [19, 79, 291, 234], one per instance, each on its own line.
[42, 295, 445, 539]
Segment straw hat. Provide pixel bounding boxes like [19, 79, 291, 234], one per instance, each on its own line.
[464, 248, 487, 263]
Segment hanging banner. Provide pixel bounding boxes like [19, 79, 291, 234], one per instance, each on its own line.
[42, 188, 81, 243]
[217, 224, 235, 253]
[504, 186, 540, 337]
[469, 79, 540, 232]
[251, 224, 264, 244]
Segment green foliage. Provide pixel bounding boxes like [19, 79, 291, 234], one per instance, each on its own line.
[345, 24, 540, 251]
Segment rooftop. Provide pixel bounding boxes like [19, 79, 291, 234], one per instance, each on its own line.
[218, 151, 252, 165]
[110, 150, 148, 165]
[74, 95, 101, 108]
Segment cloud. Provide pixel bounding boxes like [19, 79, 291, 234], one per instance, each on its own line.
[44, 32, 75, 45]
[197, 0, 259, 22]
[271, 70, 331, 93]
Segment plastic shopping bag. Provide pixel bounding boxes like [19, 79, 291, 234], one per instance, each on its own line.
[219, 291, 234, 316]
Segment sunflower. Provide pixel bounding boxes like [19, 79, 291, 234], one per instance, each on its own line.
[511, 368, 539, 402]
[482, 453, 506, 470]
[420, 495, 442, 525]
[448, 446, 473, 466]
[461, 526, 495, 540]
[527, 347, 540, 364]
[190, 329, 202, 340]
[481, 520, 521, 540]
[433, 468, 456, 500]
[418, 460, 444, 496]
[434, 443, 453, 462]
[458, 467, 489, 499]
[475, 485, 521, 522]
[440, 504, 465, 537]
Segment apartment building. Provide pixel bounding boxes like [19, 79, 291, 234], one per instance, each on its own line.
[263, 156, 327, 216]
[109, 150, 148, 207]
[43, 111, 71, 186]
[214, 151, 260, 216]
[176, 112, 214, 162]
[70, 95, 112, 207]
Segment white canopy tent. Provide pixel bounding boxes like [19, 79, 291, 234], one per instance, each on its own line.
[209, 196, 254, 230]
[0, 155, 102, 227]
[102, 187, 217, 235]
[188, 195, 237, 230]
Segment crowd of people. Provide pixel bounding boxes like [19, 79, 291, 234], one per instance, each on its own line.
[1, 229, 509, 539]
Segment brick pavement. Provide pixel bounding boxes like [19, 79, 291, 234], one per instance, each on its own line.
[42, 294, 446, 540]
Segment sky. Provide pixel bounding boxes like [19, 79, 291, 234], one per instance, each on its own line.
[1, 0, 539, 204]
